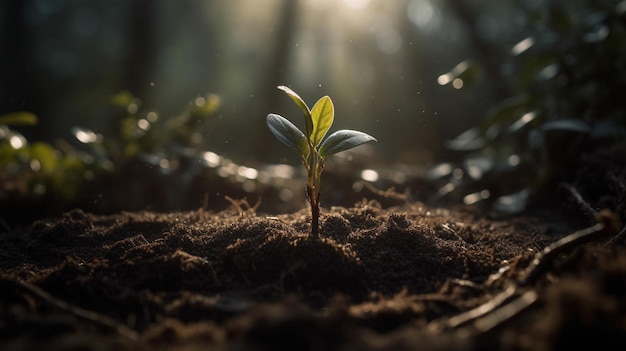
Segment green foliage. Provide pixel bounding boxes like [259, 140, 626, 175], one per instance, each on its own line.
[438, 0, 626, 213]
[437, 60, 481, 89]
[267, 86, 376, 236]
[0, 92, 221, 223]
[0, 111, 38, 126]
[0, 114, 103, 218]
[109, 91, 221, 160]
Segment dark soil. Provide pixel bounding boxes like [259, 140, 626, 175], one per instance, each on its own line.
[1, 144, 626, 351]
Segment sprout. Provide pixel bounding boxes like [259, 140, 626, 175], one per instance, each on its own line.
[266, 86, 377, 237]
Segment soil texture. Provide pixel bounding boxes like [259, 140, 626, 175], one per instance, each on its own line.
[1, 144, 626, 351]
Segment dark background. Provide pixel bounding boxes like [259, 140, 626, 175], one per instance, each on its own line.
[1, 0, 624, 219]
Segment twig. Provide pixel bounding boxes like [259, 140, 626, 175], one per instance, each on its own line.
[362, 182, 411, 203]
[0, 277, 138, 342]
[224, 196, 261, 217]
[604, 225, 626, 247]
[449, 278, 482, 290]
[430, 285, 517, 331]
[430, 220, 610, 336]
[561, 182, 597, 221]
[202, 192, 210, 212]
[520, 223, 606, 286]
[468, 289, 538, 334]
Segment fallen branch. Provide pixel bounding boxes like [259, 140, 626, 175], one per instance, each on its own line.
[520, 223, 606, 286]
[430, 285, 517, 331]
[0, 277, 139, 342]
[468, 289, 538, 334]
[430, 221, 609, 334]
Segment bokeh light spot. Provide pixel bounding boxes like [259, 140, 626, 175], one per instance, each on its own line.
[361, 169, 379, 182]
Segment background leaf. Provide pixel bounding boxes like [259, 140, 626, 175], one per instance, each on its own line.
[318, 129, 376, 157]
[541, 119, 590, 133]
[0, 111, 38, 126]
[29, 142, 59, 173]
[310, 96, 334, 147]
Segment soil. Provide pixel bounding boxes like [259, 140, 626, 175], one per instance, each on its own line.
[1, 143, 626, 351]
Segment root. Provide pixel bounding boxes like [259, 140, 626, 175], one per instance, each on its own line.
[224, 196, 261, 217]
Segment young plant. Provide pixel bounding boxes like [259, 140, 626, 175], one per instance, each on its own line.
[266, 85, 376, 237]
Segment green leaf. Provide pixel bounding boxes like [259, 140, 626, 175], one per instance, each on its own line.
[481, 94, 533, 133]
[438, 60, 480, 88]
[266, 113, 309, 156]
[541, 119, 590, 133]
[493, 189, 529, 214]
[310, 96, 334, 147]
[29, 142, 58, 173]
[444, 127, 485, 151]
[111, 91, 135, 107]
[318, 129, 376, 157]
[277, 85, 313, 139]
[0, 111, 38, 126]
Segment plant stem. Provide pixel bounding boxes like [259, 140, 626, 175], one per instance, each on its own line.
[307, 184, 320, 237]
[306, 150, 323, 237]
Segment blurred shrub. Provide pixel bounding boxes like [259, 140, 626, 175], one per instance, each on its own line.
[0, 93, 224, 224]
[433, 0, 626, 212]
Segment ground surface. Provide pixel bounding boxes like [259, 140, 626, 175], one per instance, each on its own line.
[1, 144, 626, 351]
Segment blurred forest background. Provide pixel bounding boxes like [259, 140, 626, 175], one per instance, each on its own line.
[1, 0, 625, 222]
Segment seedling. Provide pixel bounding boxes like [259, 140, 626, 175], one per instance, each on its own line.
[266, 85, 376, 237]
